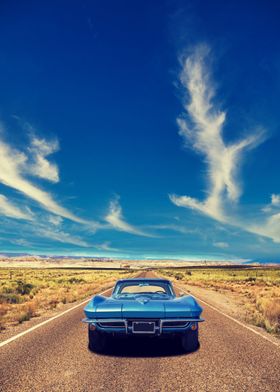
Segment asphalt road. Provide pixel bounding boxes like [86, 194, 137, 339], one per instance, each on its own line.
[1, 271, 280, 392]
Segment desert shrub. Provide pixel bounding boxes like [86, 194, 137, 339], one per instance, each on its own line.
[16, 302, 37, 323]
[18, 311, 31, 323]
[2, 286, 14, 294]
[174, 272, 184, 280]
[246, 277, 256, 283]
[68, 277, 86, 284]
[0, 303, 9, 330]
[15, 280, 34, 295]
[258, 298, 280, 333]
[0, 293, 23, 304]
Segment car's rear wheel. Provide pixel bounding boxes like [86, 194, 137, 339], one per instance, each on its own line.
[181, 326, 199, 352]
[88, 327, 107, 352]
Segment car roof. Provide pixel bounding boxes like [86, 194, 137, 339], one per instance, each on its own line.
[115, 277, 172, 284]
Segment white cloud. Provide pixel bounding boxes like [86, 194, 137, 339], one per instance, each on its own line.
[35, 227, 91, 247]
[170, 45, 264, 222]
[94, 241, 118, 252]
[0, 212, 92, 248]
[250, 213, 280, 243]
[170, 45, 280, 244]
[0, 194, 33, 220]
[0, 133, 89, 224]
[12, 238, 31, 247]
[261, 194, 280, 213]
[28, 135, 59, 182]
[0, 124, 148, 244]
[148, 224, 195, 235]
[213, 241, 229, 249]
[48, 215, 63, 226]
[105, 198, 150, 237]
[271, 194, 280, 206]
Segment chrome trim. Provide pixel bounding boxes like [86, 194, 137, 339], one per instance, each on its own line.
[82, 317, 204, 335]
[160, 318, 204, 333]
[161, 321, 190, 329]
[97, 321, 126, 328]
[82, 318, 128, 333]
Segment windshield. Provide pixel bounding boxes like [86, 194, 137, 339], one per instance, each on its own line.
[114, 281, 173, 296]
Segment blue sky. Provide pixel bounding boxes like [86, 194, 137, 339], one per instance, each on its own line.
[0, 0, 280, 261]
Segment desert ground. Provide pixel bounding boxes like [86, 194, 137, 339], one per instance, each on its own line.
[160, 267, 280, 335]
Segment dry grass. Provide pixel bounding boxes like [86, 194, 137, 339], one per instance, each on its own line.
[0, 268, 133, 331]
[161, 267, 280, 335]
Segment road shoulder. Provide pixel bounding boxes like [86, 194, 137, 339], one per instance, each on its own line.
[177, 281, 280, 347]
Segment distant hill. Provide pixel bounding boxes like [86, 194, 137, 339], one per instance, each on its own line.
[0, 252, 279, 269]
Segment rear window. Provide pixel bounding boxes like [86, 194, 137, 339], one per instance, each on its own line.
[115, 281, 172, 295]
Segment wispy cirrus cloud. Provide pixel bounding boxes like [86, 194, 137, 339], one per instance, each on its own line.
[0, 130, 90, 224]
[94, 241, 118, 252]
[34, 227, 91, 247]
[213, 241, 229, 249]
[271, 194, 280, 207]
[105, 198, 151, 237]
[12, 238, 32, 247]
[170, 45, 264, 222]
[0, 194, 33, 220]
[28, 135, 60, 183]
[262, 194, 280, 213]
[0, 211, 91, 248]
[170, 45, 280, 244]
[0, 124, 149, 248]
[250, 213, 280, 244]
[47, 214, 63, 226]
[147, 224, 195, 235]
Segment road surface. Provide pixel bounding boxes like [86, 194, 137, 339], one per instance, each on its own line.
[0, 271, 280, 391]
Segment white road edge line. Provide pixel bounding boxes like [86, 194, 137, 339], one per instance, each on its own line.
[177, 284, 280, 349]
[0, 287, 111, 349]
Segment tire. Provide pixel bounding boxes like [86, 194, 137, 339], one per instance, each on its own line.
[88, 327, 107, 353]
[181, 327, 199, 353]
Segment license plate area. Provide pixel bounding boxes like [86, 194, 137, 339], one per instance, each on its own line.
[132, 321, 155, 334]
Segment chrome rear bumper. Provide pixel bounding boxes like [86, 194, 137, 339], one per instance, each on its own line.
[82, 317, 204, 334]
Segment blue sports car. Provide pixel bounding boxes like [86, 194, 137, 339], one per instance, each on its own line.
[83, 277, 204, 352]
